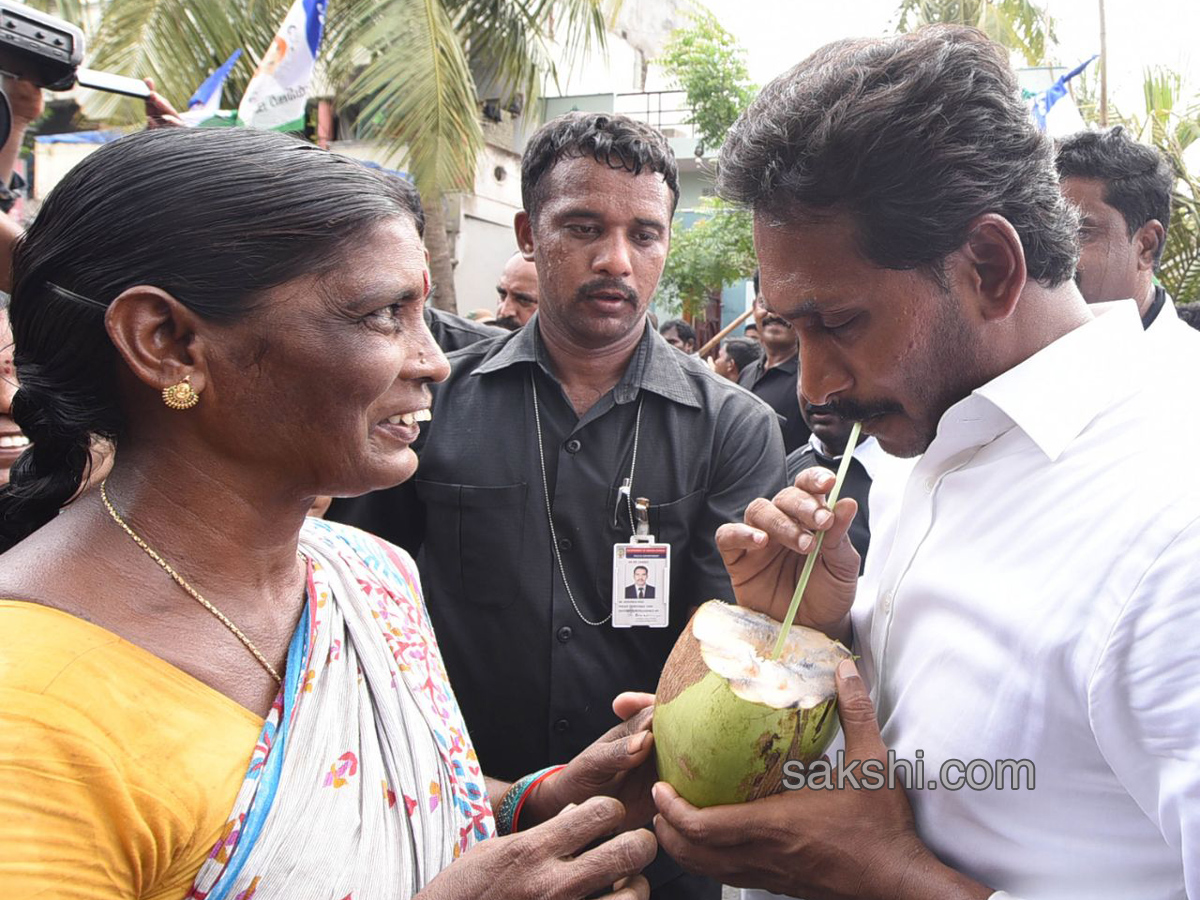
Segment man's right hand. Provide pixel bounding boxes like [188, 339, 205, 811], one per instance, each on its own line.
[5, 77, 44, 125]
[416, 796, 655, 900]
[143, 78, 184, 129]
[715, 466, 860, 636]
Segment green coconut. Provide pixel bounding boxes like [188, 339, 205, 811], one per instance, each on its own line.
[653, 600, 852, 808]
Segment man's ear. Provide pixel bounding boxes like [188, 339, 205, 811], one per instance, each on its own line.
[953, 213, 1027, 323]
[1134, 220, 1165, 273]
[514, 211, 535, 261]
[105, 286, 211, 398]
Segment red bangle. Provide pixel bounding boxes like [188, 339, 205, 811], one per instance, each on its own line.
[511, 764, 567, 833]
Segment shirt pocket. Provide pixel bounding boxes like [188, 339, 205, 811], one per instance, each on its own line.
[415, 480, 528, 609]
[599, 488, 705, 602]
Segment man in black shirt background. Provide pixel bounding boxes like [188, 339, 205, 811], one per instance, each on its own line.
[738, 269, 810, 453]
[786, 400, 887, 570]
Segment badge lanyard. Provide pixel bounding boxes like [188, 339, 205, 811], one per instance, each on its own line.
[531, 368, 647, 627]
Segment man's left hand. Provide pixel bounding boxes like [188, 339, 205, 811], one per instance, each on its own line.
[653, 661, 992, 899]
[524, 692, 657, 832]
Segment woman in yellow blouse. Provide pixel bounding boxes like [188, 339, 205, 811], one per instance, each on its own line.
[0, 127, 657, 900]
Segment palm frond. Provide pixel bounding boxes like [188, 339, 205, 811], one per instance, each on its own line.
[22, 0, 93, 32]
[80, 0, 289, 124]
[443, 0, 608, 112]
[895, 0, 1055, 65]
[327, 0, 483, 193]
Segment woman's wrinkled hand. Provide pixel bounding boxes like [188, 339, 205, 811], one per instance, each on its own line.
[417, 796, 654, 900]
[522, 695, 657, 832]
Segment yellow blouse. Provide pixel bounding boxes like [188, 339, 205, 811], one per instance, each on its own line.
[0, 600, 263, 899]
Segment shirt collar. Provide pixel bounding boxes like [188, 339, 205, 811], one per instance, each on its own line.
[766, 353, 799, 375]
[472, 313, 702, 409]
[965, 301, 1146, 462]
[808, 432, 886, 480]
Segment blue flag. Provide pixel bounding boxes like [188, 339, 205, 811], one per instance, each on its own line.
[187, 49, 243, 112]
[1031, 55, 1098, 131]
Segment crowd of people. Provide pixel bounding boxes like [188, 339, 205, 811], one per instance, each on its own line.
[0, 21, 1198, 900]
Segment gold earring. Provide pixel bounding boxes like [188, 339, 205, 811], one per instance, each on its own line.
[162, 375, 200, 410]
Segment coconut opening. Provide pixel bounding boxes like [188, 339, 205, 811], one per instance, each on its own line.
[690, 601, 850, 710]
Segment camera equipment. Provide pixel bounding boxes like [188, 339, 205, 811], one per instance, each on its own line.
[0, 2, 151, 145]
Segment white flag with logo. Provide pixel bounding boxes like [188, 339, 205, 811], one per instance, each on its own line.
[237, 0, 327, 131]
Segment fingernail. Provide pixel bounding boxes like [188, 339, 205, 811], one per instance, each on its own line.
[753, 529, 767, 545]
[815, 509, 833, 527]
[561, 802, 577, 813]
[651, 784, 661, 804]
[798, 534, 813, 552]
[627, 732, 649, 754]
[838, 658, 859, 680]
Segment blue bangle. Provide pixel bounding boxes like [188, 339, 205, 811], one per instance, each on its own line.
[495, 765, 563, 835]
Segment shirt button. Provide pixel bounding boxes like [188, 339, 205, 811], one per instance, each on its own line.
[881, 591, 894, 614]
[556, 626, 573, 643]
[554, 718, 571, 733]
[565, 438, 582, 454]
[924, 477, 936, 493]
[557, 537, 573, 552]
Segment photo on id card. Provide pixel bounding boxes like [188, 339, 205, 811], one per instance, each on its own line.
[612, 542, 670, 628]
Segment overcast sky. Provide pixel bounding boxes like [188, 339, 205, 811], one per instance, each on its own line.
[692, 0, 1200, 114]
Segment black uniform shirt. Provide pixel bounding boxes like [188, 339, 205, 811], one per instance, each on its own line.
[738, 354, 810, 453]
[366, 316, 786, 779]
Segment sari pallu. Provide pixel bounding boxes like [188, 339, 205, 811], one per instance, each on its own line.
[188, 519, 495, 900]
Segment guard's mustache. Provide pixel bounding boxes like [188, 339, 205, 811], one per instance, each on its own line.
[576, 278, 638, 305]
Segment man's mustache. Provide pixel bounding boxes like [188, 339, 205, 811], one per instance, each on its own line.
[806, 398, 903, 421]
[576, 278, 638, 305]
[761, 314, 791, 329]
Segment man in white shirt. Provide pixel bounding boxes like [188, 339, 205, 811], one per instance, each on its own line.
[650, 26, 1200, 900]
[1056, 127, 1200, 364]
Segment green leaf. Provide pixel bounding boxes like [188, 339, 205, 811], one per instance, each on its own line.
[659, 197, 756, 318]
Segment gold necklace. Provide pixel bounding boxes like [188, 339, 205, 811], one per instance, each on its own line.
[99, 480, 284, 685]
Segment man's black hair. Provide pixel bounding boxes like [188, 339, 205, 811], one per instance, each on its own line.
[1056, 126, 1175, 266]
[660, 318, 696, 345]
[722, 336, 762, 374]
[1176, 303, 1200, 331]
[718, 25, 1078, 288]
[521, 112, 680, 220]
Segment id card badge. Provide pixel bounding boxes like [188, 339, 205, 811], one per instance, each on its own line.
[612, 497, 670, 628]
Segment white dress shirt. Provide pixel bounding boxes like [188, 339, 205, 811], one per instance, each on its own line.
[1148, 291, 1200, 373]
[747, 303, 1200, 900]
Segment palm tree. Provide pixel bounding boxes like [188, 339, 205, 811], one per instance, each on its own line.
[1129, 70, 1200, 304]
[46, 0, 613, 311]
[894, 0, 1056, 66]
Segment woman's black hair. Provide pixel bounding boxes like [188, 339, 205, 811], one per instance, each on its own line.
[0, 127, 425, 550]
